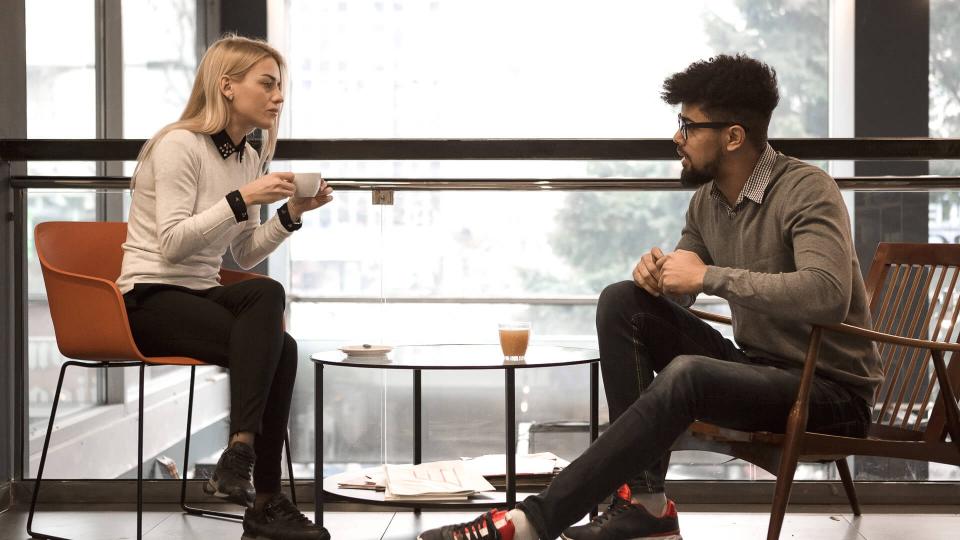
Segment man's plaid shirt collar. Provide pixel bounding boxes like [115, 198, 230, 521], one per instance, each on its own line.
[710, 143, 777, 211]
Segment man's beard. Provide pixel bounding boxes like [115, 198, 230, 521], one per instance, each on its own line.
[680, 167, 713, 188]
[679, 154, 719, 188]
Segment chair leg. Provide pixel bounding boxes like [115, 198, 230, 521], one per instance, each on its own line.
[179, 366, 196, 513]
[138, 363, 145, 540]
[768, 405, 811, 540]
[178, 368, 299, 518]
[835, 458, 861, 516]
[26, 360, 74, 540]
[180, 365, 243, 521]
[767, 452, 799, 540]
[284, 430, 297, 506]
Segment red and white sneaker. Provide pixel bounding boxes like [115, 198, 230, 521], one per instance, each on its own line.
[560, 484, 682, 540]
[418, 509, 516, 540]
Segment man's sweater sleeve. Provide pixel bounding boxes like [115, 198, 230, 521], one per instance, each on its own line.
[673, 188, 714, 308]
[153, 131, 239, 264]
[702, 173, 853, 324]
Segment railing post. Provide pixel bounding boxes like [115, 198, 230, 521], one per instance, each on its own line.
[0, 0, 26, 502]
[0, 159, 15, 507]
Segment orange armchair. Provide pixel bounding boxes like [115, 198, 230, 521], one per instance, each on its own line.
[29, 221, 296, 540]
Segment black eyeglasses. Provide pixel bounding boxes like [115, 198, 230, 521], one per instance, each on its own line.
[677, 113, 746, 141]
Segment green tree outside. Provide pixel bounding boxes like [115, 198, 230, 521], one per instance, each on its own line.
[929, 0, 960, 221]
[538, 0, 829, 296]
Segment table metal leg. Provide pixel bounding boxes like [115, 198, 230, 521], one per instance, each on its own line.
[505, 367, 517, 508]
[315, 363, 323, 525]
[414, 369, 422, 515]
[590, 362, 599, 442]
[414, 369, 422, 465]
[590, 361, 599, 519]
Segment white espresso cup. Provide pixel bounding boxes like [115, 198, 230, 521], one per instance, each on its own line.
[293, 172, 323, 197]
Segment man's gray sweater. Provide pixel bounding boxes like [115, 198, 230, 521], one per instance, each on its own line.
[677, 153, 883, 404]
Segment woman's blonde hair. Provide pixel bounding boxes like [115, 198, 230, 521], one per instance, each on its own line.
[132, 34, 287, 185]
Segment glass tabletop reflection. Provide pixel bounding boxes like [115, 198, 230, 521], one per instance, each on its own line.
[311, 344, 599, 370]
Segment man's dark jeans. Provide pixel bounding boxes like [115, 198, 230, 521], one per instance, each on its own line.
[517, 281, 871, 539]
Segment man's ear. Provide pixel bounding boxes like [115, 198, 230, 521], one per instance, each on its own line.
[725, 125, 748, 152]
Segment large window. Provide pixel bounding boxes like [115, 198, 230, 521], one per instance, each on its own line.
[923, 0, 960, 483]
[25, 0, 99, 436]
[25, 0, 97, 177]
[121, 0, 197, 139]
[16, 0, 958, 486]
[24, 0, 204, 480]
[929, 0, 960, 244]
[277, 0, 837, 480]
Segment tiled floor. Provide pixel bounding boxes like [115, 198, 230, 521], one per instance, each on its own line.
[1, 503, 958, 539]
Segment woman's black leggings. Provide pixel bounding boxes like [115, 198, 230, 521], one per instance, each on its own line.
[123, 278, 297, 493]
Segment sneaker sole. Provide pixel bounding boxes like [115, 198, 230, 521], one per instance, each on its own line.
[561, 534, 682, 540]
[203, 478, 255, 508]
[243, 531, 330, 540]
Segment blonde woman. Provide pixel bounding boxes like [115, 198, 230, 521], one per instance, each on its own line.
[117, 35, 331, 540]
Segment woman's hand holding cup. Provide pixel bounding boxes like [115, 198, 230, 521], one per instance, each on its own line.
[239, 172, 296, 205]
[287, 174, 334, 221]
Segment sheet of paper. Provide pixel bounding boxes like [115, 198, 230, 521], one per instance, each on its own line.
[384, 460, 495, 500]
[336, 465, 386, 490]
[461, 452, 569, 477]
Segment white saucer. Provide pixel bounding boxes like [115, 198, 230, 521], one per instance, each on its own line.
[339, 344, 393, 357]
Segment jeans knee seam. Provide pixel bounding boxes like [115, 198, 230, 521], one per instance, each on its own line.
[628, 312, 732, 365]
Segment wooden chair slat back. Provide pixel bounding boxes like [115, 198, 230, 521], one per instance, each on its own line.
[864, 243, 960, 439]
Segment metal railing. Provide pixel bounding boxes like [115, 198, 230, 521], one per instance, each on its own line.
[3, 137, 960, 160]
[3, 137, 960, 191]
[5, 137, 957, 310]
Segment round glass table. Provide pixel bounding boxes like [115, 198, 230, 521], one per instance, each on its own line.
[310, 344, 600, 521]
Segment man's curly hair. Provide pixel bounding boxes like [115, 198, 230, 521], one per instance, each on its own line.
[662, 54, 779, 148]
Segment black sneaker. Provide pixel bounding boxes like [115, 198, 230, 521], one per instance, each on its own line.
[560, 484, 682, 540]
[242, 492, 330, 540]
[418, 509, 516, 540]
[202, 442, 256, 508]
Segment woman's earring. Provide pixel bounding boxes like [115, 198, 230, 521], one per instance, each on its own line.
[227, 95, 234, 102]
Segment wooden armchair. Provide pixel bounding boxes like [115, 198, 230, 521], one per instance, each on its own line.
[674, 242, 960, 540]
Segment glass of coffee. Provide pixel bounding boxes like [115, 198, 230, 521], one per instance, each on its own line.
[498, 322, 531, 362]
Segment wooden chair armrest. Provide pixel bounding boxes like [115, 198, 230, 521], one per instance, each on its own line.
[692, 304, 960, 353]
[820, 322, 960, 353]
[691, 307, 960, 353]
[688, 291, 960, 446]
[688, 307, 732, 326]
[795, 322, 960, 445]
[40, 266, 144, 362]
